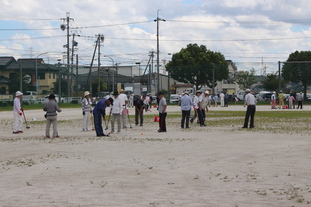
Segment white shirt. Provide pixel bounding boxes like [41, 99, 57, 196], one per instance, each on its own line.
[118, 93, 128, 107]
[245, 93, 257, 105]
[111, 96, 122, 114]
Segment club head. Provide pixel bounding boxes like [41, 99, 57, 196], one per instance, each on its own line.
[26, 126, 30, 129]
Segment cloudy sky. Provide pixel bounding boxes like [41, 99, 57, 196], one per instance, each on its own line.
[1, 0, 311, 74]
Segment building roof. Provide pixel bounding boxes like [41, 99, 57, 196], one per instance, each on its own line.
[0, 56, 16, 67]
[0, 75, 10, 84]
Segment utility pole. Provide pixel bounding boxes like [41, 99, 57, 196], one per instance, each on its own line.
[76, 54, 78, 96]
[60, 12, 73, 97]
[154, 10, 165, 92]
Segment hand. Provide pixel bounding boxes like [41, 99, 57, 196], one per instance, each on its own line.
[103, 117, 106, 121]
[19, 113, 22, 116]
[90, 110, 92, 113]
[83, 111, 85, 115]
[20, 108, 24, 112]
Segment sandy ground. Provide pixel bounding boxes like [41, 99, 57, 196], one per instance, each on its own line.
[1, 105, 311, 207]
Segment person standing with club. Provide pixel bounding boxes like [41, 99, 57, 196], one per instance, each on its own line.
[180, 91, 193, 129]
[157, 91, 167, 132]
[110, 91, 123, 134]
[81, 91, 92, 131]
[134, 95, 144, 126]
[13, 91, 24, 134]
[93, 97, 113, 137]
[242, 89, 257, 129]
[43, 94, 62, 138]
[118, 89, 128, 129]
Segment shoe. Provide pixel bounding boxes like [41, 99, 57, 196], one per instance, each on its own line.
[242, 126, 248, 128]
[13, 131, 19, 134]
[140, 124, 143, 126]
[158, 130, 167, 132]
[249, 126, 254, 128]
[46, 136, 51, 138]
[200, 125, 207, 127]
[100, 134, 109, 137]
[190, 118, 194, 123]
[19, 131, 23, 133]
[53, 136, 60, 138]
[186, 127, 190, 129]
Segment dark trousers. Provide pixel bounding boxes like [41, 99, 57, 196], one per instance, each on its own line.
[181, 110, 190, 128]
[135, 107, 144, 125]
[159, 112, 167, 131]
[94, 113, 103, 136]
[198, 109, 205, 126]
[297, 101, 303, 109]
[243, 105, 256, 128]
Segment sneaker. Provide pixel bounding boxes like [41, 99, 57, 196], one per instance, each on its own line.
[19, 131, 23, 133]
[13, 131, 19, 134]
[53, 136, 60, 138]
[140, 124, 143, 126]
[46, 136, 51, 138]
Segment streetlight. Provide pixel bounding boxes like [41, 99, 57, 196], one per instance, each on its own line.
[35, 52, 49, 95]
[104, 55, 115, 92]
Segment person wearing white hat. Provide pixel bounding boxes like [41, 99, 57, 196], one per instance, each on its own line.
[242, 89, 256, 128]
[81, 91, 92, 131]
[13, 91, 24, 134]
[198, 90, 209, 126]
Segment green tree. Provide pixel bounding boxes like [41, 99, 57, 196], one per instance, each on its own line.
[52, 79, 68, 96]
[261, 73, 287, 91]
[166, 43, 228, 90]
[92, 79, 107, 96]
[282, 50, 311, 100]
[235, 68, 256, 90]
[8, 73, 30, 94]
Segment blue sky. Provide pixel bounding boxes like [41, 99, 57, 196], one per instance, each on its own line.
[1, 0, 311, 74]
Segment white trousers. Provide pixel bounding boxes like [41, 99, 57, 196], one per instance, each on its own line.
[46, 115, 58, 137]
[82, 111, 90, 130]
[13, 111, 23, 132]
[121, 109, 127, 128]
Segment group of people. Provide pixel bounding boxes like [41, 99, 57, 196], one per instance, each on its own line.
[12, 91, 62, 138]
[271, 90, 304, 109]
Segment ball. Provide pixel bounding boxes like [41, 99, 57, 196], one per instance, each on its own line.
[141, 132, 144, 135]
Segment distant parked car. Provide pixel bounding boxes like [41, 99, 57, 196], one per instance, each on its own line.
[169, 94, 179, 104]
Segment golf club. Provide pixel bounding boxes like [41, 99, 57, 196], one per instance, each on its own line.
[22, 110, 30, 129]
[105, 112, 111, 130]
[90, 113, 95, 131]
[126, 108, 132, 129]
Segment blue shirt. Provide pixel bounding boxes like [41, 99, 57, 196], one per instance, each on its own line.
[93, 99, 108, 115]
[180, 95, 193, 111]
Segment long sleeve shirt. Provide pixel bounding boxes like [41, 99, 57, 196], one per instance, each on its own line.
[81, 98, 92, 112]
[245, 93, 257, 106]
[93, 99, 108, 115]
[43, 100, 62, 116]
[13, 97, 22, 113]
[180, 95, 193, 111]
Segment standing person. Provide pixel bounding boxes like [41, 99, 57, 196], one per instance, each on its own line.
[198, 91, 209, 127]
[148, 93, 153, 109]
[213, 94, 218, 107]
[297, 92, 303, 109]
[81, 91, 92, 131]
[180, 91, 193, 128]
[43, 94, 62, 138]
[242, 89, 256, 128]
[278, 90, 284, 109]
[190, 90, 201, 123]
[111, 91, 123, 134]
[13, 91, 24, 134]
[93, 97, 113, 137]
[134, 96, 144, 126]
[271, 91, 276, 109]
[288, 93, 295, 109]
[220, 92, 225, 107]
[224, 92, 229, 107]
[129, 94, 134, 108]
[157, 91, 167, 132]
[118, 89, 128, 129]
[142, 93, 150, 112]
